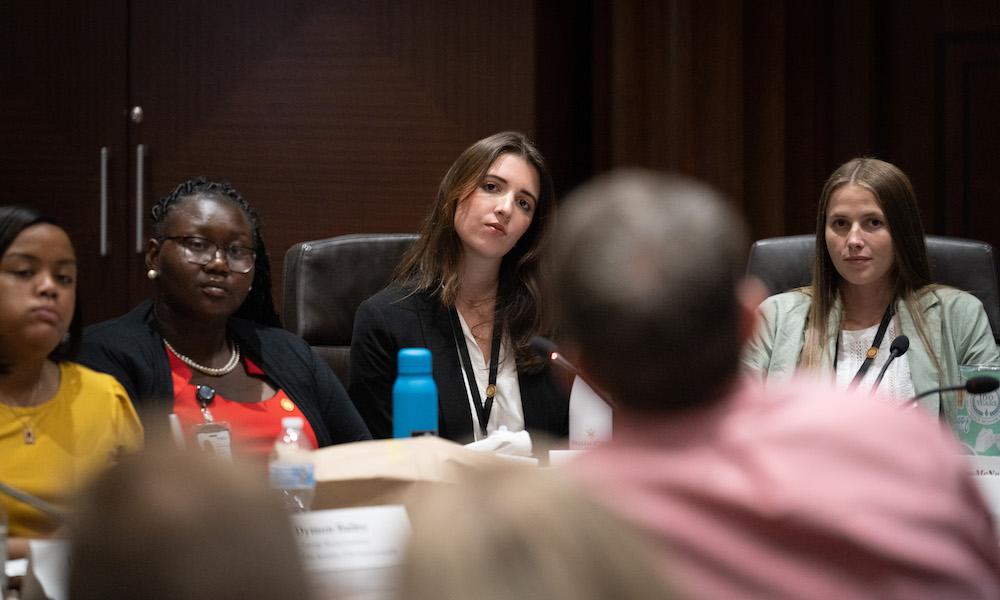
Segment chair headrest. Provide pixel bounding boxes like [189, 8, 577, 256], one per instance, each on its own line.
[746, 234, 1000, 343]
[283, 233, 418, 345]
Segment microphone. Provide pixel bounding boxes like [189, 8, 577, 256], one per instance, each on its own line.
[530, 336, 615, 409]
[870, 335, 909, 394]
[530, 337, 577, 375]
[907, 376, 1000, 405]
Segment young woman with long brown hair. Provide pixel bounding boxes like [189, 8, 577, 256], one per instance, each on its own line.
[350, 131, 568, 442]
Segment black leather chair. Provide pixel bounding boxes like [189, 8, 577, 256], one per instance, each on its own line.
[283, 233, 418, 386]
[746, 234, 1000, 343]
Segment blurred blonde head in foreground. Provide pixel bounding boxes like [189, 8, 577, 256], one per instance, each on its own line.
[69, 445, 311, 600]
[399, 464, 671, 600]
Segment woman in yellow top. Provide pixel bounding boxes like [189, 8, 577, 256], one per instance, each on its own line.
[0, 206, 142, 558]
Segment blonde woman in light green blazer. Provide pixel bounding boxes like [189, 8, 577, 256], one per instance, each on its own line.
[743, 157, 999, 423]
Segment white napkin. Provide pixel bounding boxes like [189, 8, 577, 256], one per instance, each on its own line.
[464, 426, 533, 458]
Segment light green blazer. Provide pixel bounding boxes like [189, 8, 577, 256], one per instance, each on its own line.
[742, 286, 1000, 418]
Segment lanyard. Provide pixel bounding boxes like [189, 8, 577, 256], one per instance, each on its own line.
[449, 307, 502, 437]
[834, 299, 895, 389]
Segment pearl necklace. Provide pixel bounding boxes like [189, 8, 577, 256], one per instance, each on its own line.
[163, 338, 241, 376]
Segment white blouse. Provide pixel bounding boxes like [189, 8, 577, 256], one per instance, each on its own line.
[834, 316, 915, 402]
[454, 311, 524, 441]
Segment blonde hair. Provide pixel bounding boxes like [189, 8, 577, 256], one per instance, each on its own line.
[399, 465, 672, 600]
[70, 446, 312, 600]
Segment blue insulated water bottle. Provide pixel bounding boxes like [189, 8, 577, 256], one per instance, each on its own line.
[393, 348, 439, 438]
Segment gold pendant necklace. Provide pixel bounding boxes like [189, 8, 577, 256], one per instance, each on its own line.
[1, 377, 43, 445]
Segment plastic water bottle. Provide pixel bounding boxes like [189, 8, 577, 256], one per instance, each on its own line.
[268, 417, 315, 512]
[393, 348, 438, 438]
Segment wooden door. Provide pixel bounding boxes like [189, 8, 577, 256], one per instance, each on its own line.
[0, 1, 132, 324]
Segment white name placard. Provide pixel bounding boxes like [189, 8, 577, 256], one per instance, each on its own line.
[292, 505, 411, 600]
[967, 455, 1000, 536]
[569, 377, 612, 450]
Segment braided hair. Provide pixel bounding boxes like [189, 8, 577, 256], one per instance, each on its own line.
[150, 178, 281, 327]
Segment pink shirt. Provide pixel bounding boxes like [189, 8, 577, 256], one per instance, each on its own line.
[572, 377, 1000, 599]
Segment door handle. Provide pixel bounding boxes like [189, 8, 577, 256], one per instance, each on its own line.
[100, 147, 108, 256]
[135, 143, 145, 253]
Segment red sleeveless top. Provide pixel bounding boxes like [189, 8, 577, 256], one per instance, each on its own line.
[168, 349, 319, 460]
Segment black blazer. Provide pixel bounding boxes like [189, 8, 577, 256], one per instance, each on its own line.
[78, 299, 371, 447]
[349, 284, 569, 442]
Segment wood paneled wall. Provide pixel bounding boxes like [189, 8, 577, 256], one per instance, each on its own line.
[3, 0, 999, 321]
[590, 0, 1000, 257]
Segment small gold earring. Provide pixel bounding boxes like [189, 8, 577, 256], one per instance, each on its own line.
[147, 269, 159, 280]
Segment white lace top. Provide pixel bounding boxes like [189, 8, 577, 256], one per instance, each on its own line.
[834, 317, 915, 401]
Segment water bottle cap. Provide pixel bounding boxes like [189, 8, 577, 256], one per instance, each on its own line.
[281, 417, 304, 430]
[398, 347, 432, 374]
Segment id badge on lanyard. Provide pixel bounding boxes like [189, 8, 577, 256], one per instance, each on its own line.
[192, 384, 233, 461]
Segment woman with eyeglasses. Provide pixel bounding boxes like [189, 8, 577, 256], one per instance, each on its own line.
[79, 178, 370, 460]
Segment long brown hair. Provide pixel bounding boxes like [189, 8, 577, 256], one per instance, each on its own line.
[801, 157, 935, 369]
[394, 131, 556, 371]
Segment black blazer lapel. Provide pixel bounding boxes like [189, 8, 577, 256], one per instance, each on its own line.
[414, 294, 476, 443]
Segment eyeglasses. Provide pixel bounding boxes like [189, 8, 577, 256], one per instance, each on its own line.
[162, 236, 256, 274]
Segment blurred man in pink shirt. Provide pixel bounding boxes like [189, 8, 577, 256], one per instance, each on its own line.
[549, 170, 1000, 599]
